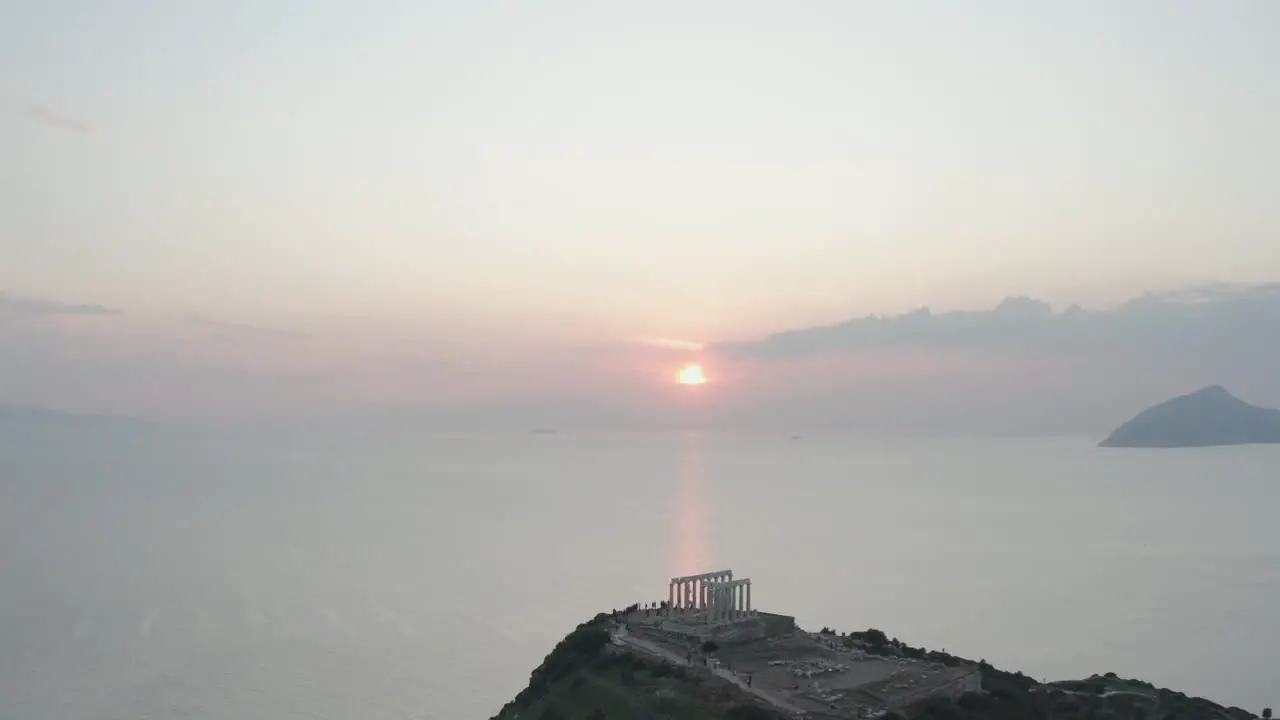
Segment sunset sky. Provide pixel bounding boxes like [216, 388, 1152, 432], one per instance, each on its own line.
[3, 2, 1279, 427]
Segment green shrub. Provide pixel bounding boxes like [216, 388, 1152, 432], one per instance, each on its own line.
[537, 704, 565, 720]
[512, 622, 612, 709]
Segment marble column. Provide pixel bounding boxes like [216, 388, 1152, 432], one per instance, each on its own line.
[746, 581, 752, 616]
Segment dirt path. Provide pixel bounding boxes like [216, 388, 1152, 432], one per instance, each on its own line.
[612, 626, 808, 717]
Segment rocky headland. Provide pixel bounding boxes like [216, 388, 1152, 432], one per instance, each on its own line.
[492, 611, 1264, 720]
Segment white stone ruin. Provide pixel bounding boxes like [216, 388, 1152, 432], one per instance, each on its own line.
[667, 569, 755, 625]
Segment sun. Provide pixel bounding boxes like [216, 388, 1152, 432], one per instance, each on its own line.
[676, 363, 708, 386]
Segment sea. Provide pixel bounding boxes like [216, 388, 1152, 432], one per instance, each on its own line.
[0, 425, 1275, 719]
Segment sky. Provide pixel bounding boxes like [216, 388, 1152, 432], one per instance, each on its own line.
[3, 2, 1280, 429]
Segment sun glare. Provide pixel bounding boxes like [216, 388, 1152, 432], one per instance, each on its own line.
[676, 363, 708, 386]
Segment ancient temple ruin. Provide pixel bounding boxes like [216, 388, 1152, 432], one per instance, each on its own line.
[667, 569, 754, 624]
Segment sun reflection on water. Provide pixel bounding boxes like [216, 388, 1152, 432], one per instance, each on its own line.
[672, 431, 711, 577]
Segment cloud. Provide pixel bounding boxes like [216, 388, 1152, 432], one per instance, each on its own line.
[715, 283, 1280, 362]
[702, 283, 1280, 434]
[23, 103, 95, 135]
[0, 292, 119, 317]
[186, 315, 311, 339]
[634, 336, 705, 351]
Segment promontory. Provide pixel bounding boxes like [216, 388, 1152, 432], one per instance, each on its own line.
[492, 607, 1262, 720]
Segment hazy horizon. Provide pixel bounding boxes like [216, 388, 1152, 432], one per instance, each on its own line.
[5, 2, 1280, 431]
[3, 282, 1280, 434]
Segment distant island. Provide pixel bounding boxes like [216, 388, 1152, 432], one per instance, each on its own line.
[1100, 385, 1280, 448]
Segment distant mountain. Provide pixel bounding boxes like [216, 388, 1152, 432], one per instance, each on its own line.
[1100, 385, 1280, 448]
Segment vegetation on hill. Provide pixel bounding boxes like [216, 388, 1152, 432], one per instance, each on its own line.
[823, 626, 1257, 720]
[489, 613, 786, 720]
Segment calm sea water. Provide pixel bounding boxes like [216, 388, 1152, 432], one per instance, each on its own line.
[0, 426, 1275, 719]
